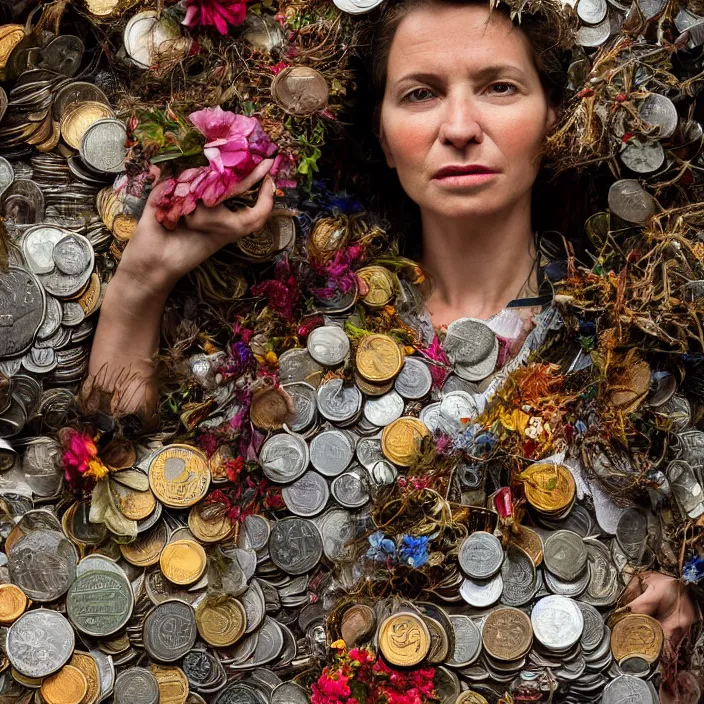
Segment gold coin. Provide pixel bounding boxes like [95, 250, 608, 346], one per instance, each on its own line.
[356, 334, 404, 383]
[0, 25, 24, 70]
[357, 266, 397, 308]
[423, 615, 449, 664]
[120, 522, 169, 567]
[378, 612, 430, 666]
[511, 525, 544, 567]
[78, 274, 102, 316]
[0, 584, 27, 624]
[111, 481, 156, 521]
[85, 0, 121, 17]
[354, 372, 393, 396]
[455, 693, 489, 704]
[481, 607, 533, 661]
[41, 666, 88, 704]
[308, 217, 350, 262]
[112, 214, 138, 241]
[148, 444, 210, 509]
[208, 444, 235, 483]
[11, 668, 41, 687]
[250, 386, 293, 430]
[236, 226, 277, 260]
[520, 462, 575, 514]
[69, 652, 100, 704]
[160, 539, 207, 586]
[195, 597, 246, 647]
[610, 613, 663, 664]
[381, 416, 429, 466]
[188, 503, 234, 544]
[60, 101, 115, 150]
[149, 664, 189, 704]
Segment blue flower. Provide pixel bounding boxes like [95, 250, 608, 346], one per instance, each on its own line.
[682, 555, 704, 584]
[399, 535, 430, 569]
[366, 532, 396, 562]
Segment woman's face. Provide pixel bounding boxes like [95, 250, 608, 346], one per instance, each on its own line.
[379, 3, 556, 222]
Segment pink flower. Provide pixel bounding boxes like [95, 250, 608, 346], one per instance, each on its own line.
[190, 106, 277, 175]
[183, 0, 249, 34]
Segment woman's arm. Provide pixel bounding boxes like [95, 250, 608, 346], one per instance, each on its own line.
[86, 160, 276, 418]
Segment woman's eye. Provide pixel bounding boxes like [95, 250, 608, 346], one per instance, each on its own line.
[403, 88, 434, 103]
[488, 82, 517, 96]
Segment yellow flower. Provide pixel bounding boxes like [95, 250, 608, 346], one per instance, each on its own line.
[84, 458, 110, 481]
[331, 639, 346, 650]
[265, 351, 278, 366]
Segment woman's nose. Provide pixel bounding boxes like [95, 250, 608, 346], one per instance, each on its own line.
[438, 96, 484, 148]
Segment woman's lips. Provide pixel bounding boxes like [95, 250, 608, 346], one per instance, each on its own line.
[432, 169, 498, 187]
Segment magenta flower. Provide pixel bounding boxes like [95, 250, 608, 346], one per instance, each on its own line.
[183, 0, 249, 34]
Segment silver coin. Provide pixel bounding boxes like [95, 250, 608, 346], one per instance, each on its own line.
[9, 528, 77, 601]
[0, 266, 46, 358]
[282, 382, 317, 432]
[576, 16, 611, 46]
[316, 379, 362, 423]
[500, 544, 537, 606]
[272, 682, 308, 704]
[62, 300, 85, 327]
[282, 471, 329, 517]
[0, 156, 14, 197]
[182, 649, 226, 692]
[363, 390, 404, 426]
[259, 432, 309, 483]
[394, 356, 433, 399]
[582, 539, 620, 606]
[23, 346, 57, 374]
[21, 436, 62, 497]
[318, 508, 355, 561]
[439, 390, 481, 434]
[36, 295, 62, 340]
[80, 118, 128, 174]
[531, 595, 584, 650]
[608, 180, 655, 224]
[638, 0, 667, 18]
[21, 225, 69, 275]
[447, 614, 482, 667]
[269, 517, 323, 575]
[114, 668, 160, 704]
[6, 609, 75, 678]
[240, 514, 271, 551]
[543, 564, 590, 597]
[309, 428, 354, 476]
[441, 374, 480, 396]
[601, 674, 655, 704]
[214, 682, 265, 704]
[459, 573, 503, 608]
[458, 531, 504, 579]
[544, 530, 588, 581]
[615, 507, 649, 561]
[67, 569, 134, 637]
[639, 93, 678, 139]
[143, 599, 197, 662]
[443, 318, 498, 381]
[333, 0, 385, 14]
[419, 401, 442, 433]
[356, 437, 384, 470]
[577, 0, 607, 24]
[90, 647, 115, 701]
[52, 233, 93, 277]
[278, 347, 323, 385]
[248, 616, 284, 666]
[620, 138, 665, 174]
[618, 655, 651, 676]
[371, 459, 398, 485]
[331, 467, 369, 508]
[307, 325, 349, 366]
[577, 601, 605, 651]
[241, 579, 266, 633]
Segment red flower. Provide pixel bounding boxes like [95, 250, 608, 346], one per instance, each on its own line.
[183, 0, 249, 34]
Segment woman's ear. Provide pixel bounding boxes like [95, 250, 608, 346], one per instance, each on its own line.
[376, 111, 396, 169]
[545, 102, 557, 133]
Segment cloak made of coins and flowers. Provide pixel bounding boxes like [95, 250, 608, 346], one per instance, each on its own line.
[1, 1, 704, 704]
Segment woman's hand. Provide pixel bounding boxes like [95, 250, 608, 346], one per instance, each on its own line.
[624, 571, 699, 649]
[119, 158, 276, 298]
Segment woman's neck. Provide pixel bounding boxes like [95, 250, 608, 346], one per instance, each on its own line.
[420, 202, 537, 327]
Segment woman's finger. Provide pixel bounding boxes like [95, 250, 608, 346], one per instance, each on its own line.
[627, 584, 660, 616]
[220, 158, 275, 202]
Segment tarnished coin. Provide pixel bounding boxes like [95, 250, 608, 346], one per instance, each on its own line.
[455, 693, 489, 704]
[114, 668, 160, 704]
[639, 93, 678, 139]
[356, 333, 404, 383]
[608, 179, 655, 224]
[182, 649, 226, 693]
[601, 674, 655, 704]
[6, 609, 75, 678]
[611, 614, 663, 664]
[282, 471, 330, 516]
[511, 526, 543, 567]
[318, 508, 356, 561]
[582, 539, 620, 606]
[196, 597, 246, 647]
[620, 138, 665, 174]
[307, 325, 349, 366]
[241, 580, 266, 634]
[52, 233, 93, 276]
[148, 444, 210, 508]
[378, 611, 430, 666]
[544, 530, 587, 581]
[482, 607, 533, 661]
[447, 614, 482, 667]
[269, 517, 323, 575]
[259, 431, 309, 483]
[357, 265, 397, 307]
[60, 100, 116, 150]
[381, 416, 429, 466]
[423, 615, 450, 664]
[531, 595, 584, 651]
[616, 507, 649, 562]
[459, 574, 503, 608]
[213, 682, 263, 704]
[188, 503, 233, 544]
[331, 467, 370, 508]
[282, 382, 317, 432]
[278, 348, 323, 386]
[160, 539, 207, 586]
[41, 665, 88, 704]
[520, 463, 575, 514]
[356, 437, 384, 470]
[9, 528, 77, 601]
[0, 584, 28, 624]
[310, 428, 354, 477]
[500, 544, 537, 606]
[80, 118, 127, 174]
[271, 66, 329, 115]
[394, 356, 433, 399]
[443, 318, 498, 381]
[67, 569, 134, 637]
[340, 604, 376, 647]
[577, 601, 605, 651]
[143, 600, 197, 662]
[240, 513, 271, 551]
[459, 531, 504, 579]
[0, 267, 45, 358]
[53, 81, 110, 121]
[317, 379, 362, 422]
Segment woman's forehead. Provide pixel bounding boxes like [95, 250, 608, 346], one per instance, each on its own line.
[386, 4, 533, 77]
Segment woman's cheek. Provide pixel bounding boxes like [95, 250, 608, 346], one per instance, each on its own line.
[386, 112, 434, 170]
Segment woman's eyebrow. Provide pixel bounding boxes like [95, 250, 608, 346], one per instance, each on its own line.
[392, 64, 527, 89]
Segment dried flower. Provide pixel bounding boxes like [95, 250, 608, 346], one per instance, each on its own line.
[183, 0, 249, 34]
[61, 429, 109, 488]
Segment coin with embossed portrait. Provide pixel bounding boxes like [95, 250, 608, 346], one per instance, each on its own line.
[144, 600, 197, 662]
[148, 444, 210, 508]
[269, 517, 323, 575]
[482, 607, 533, 661]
